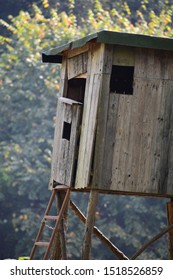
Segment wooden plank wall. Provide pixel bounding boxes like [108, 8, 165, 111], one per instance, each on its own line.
[113, 48, 173, 196]
[92, 45, 134, 189]
[92, 47, 173, 196]
[49, 97, 82, 189]
[49, 58, 68, 189]
[67, 52, 87, 79]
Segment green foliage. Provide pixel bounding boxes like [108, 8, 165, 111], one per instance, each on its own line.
[0, 0, 172, 259]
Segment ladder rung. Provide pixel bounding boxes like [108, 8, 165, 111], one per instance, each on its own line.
[35, 242, 49, 247]
[44, 215, 59, 220]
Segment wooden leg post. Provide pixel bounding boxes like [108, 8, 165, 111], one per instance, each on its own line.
[167, 198, 173, 260]
[82, 190, 99, 260]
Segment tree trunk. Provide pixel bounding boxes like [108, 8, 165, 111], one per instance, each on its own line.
[82, 190, 98, 259]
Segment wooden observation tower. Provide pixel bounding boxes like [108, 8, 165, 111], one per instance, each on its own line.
[30, 30, 173, 259]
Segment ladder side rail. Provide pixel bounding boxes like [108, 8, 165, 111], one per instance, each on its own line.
[30, 190, 57, 259]
[43, 188, 70, 259]
[44, 190, 57, 215]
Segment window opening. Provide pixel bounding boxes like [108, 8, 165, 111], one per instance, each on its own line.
[67, 78, 86, 103]
[110, 65, 134, 95]
[62, 121, 71, 141]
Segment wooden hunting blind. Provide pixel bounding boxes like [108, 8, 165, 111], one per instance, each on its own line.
[42, 30, 173, 198]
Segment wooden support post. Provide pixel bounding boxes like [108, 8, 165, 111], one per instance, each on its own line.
[82, 190, 99, 259]
[167, 199, 173, 260]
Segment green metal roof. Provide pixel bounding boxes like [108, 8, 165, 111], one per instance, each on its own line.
[42, 30, 173, 63]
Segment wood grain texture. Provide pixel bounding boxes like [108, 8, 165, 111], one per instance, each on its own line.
[75, 44, 107, 189]
[108, 78, 173, 196]
[91, 45, 113, 188]
[91, 47, 173, 196]
[49, 99, 64, 189]
[49, 59, 68, 189]
[113, 45, 134, 66]
[67, 52, 87, 79]
[135, 48, 173, 80]
[110, 79, 163, 193]
[92, 74, 111, 188]
[49, 98, 82, 189]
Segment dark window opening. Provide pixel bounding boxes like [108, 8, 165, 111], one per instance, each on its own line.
[90, 134, 97, 185]
[110, 65, 134, 95]
[67, 78, 86, 103]
[62, 121, 71, 141]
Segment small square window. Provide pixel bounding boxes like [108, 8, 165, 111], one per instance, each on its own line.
[62, 122, 71, 141]
[110, 65, 134, 95]
[67, 78, 86, 102]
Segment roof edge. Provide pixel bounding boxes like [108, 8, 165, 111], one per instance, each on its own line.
[42, 30, 173, 64]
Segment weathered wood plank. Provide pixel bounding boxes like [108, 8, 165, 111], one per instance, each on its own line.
[49, 98, 65, 189]
[109, 78, 165, 195]
[134, 48, 173, 81]
[93, 92, 119, 189]
[74, 73, 91, 188]
[59, 97, 82, 105]
[63, 102, 72, 123]
[58, 57, 68, 98]
[91, 45, 113, 188]
[49, 60, 68, 183]
[110, 93, 133, 192]
[119, 94, 133, 191]
[65, 43, 89, 59]
[75, 73, 102, 188]
[102, 44, 113, 73]
[67, 52, 87, 79]
[58, 138, 69, 184]
[135, 48, 159, 79]
[113, 45, 134, 66]
[48, 57, 68, 189]
[131, 80, 153, 193]
[66, 103, 82, 186]
[104, 94, 120, 188]
[136, 80, 163, 193]
[75, 44, 107, 189]
[159, 81, 173, 195]
[60, 57, 68, 81]
[92, 73, 112, 188]
[75, 73, 87, 79]
[128, 79, 162, 194]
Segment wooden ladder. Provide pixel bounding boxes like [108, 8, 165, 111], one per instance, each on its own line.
[30, 185, 70, 260]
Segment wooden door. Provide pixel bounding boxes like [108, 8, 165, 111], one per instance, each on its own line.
[49, 97, 82, 189]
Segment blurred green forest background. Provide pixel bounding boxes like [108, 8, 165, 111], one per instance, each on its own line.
[0, 0, 173, 259]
